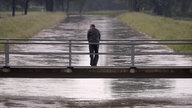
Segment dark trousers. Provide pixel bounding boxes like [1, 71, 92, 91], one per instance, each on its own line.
[89, 44, 99, 66]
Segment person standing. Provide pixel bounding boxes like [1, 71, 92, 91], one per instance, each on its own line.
[87, 24, 101, 66]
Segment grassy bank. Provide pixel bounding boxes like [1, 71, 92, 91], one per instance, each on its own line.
[117, 12, 192, 52]
[0, 12, 24, 18]
[0, 12, 66, 39]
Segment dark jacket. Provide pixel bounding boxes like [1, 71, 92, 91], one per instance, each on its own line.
[87, 28, 101, 43]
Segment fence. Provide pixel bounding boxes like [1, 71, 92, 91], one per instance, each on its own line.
[0, 38, 192, 67]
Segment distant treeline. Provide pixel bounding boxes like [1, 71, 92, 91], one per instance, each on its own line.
[115, 0, 192, 17]
[0, 0, 192, 17]
[136, 0, 192, 17]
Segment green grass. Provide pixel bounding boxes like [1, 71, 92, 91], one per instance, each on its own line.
[117, 12, 192, 52]
[0, 12, 25, 18]
[0, 12, 66, 39]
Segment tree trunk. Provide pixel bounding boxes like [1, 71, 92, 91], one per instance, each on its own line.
[66, 0, 70, 14]
[129, 0, 138, 12]
[62, 0, 65, 11]
[12, 0, 16, 16]
[24, 0, 30, 15]
[152, 1, 163, 15]
[46, 0, 54, 11]
[181, 0, 191, 15]
[79, 0, 85, 15]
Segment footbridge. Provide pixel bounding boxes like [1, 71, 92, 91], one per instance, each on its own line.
[0, 38, 192, 78]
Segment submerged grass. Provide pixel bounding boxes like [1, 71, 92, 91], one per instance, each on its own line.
[83, 10, 128, 16]
[0, 12, 66, 39]
[117, 12, 192, 52]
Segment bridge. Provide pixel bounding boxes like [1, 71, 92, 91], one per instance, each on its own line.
[0, 38, 192, 78]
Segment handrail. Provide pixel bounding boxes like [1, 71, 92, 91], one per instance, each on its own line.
[0, 39, 192, 67]
[1, 52, 192, 55]
[1, 38, 192, 41]
[0, 42, 192, 45]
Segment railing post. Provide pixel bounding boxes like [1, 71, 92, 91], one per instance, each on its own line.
[131, 41, 135, 67]
[4, 40, 10, 67]
[68, 40, 72, 67]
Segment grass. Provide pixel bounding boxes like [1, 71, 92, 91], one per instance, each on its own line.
[0, 11, 27, 18]
[0, 12, 66, 39]
[117, 12, 192, 52]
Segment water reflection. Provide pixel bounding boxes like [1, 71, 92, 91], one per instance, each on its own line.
[172, 79, 192, 97]
[0, 79, 113, 100]
[1, 78, 192, 101]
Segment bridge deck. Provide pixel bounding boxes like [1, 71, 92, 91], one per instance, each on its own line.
[0, 66, 192, 78]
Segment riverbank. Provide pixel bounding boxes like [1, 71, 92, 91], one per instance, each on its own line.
[0, 12, 66, 39]
[117, 12, 192, 52]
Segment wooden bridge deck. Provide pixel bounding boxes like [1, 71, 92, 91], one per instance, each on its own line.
[0, 66, 192, 78]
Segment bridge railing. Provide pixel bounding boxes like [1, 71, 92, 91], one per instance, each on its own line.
[0, 38, 192, 67]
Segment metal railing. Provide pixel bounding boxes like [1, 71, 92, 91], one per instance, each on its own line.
[0, 38, 192, 67]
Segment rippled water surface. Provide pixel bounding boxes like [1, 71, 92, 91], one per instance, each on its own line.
[1, 78, 192, 100]
[1, 15, 191, 66]
[0, 15, 192, 107]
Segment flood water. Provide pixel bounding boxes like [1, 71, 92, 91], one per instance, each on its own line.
[0, 15, 192, 107]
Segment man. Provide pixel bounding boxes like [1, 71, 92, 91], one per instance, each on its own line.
[87, 24, 101, 66]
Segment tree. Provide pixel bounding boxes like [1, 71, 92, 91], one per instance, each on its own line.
[128, 0, 138, 11]
[12, 0, 16, 16]
[1, 0, 192, 17]
[180, 0, 192, 16]
[78, 0, 86, 15]
[24, 0, 30, 15]
[62, 0, 86, 15]
[66, 0, 70, 14]
[115, 0, 138, 11]
[46, 0, 54, 11]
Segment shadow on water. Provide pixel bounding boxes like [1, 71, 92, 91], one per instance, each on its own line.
[0, 15, 192, 107]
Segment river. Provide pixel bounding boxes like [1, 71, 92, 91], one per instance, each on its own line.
[0, 15, 192, 108]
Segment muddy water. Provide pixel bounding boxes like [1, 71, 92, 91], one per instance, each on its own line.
[2, 15, 191, 66]
[0, 15, 192, 107]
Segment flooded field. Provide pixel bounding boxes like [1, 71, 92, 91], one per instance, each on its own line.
[1, 15, 191, 67]
[0, 15, 192, 107]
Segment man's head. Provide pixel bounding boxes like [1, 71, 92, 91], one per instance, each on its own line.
[90, 24, 95, 29]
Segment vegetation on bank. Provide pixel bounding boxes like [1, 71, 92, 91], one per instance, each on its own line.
[117, 12, 192, 52]
[0, 12, 66, 39]
[0, 12, 26, 18]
